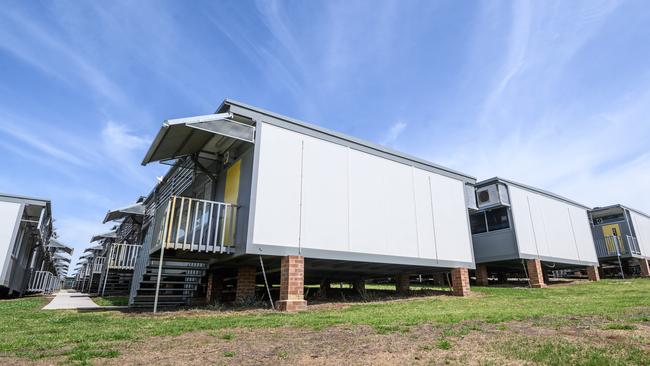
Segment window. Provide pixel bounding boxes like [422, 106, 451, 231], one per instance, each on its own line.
[486, 207, 510, 231]
[470, 213, 487, 234]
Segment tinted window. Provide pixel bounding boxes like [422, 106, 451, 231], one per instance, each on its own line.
[470, 212, 487, 234]
[486, 207, 510, 231]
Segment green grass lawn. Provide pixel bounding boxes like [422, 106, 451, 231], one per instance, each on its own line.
[92, 296, 129, 307]
[0, 279, 649, 365]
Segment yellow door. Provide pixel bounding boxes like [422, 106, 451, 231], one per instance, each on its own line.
[223, 160, 241, 246]
[601, 224, 625, 254]
[224, 160, 241, 204]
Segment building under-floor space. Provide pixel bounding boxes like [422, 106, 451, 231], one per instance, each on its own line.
[468, 178, 601, 287]
[128, 99, 478, 311]
[589, 204, 650, 278]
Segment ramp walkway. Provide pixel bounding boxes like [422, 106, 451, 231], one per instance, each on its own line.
[42, 290, 100, 310]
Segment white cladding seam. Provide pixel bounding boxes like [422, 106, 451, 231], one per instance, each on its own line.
[428, 176, 440, 262]
[250, 122, 474, 266]
[410, 167, 420, 258]
[509, 185, 598, 265]
[567, 207, 581, 262]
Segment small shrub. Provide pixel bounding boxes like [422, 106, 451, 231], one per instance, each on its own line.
[223, 351, 235, 358]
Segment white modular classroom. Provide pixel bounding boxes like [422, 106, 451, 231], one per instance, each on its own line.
[132, 99, 478, 310]
[469, 178, 599, 286]
[0, 193, 67, 296]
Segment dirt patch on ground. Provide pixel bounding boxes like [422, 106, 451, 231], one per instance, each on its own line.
[86, 318, 650, 366]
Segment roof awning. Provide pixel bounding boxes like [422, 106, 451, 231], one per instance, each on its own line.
[142, 112, 255, 165]
[103, 203, 145, 223]
[47, 239, 74, 254]
[91, 231, 117, 242]
[84, 245, 104, 253]
[52, 254, 71, 263]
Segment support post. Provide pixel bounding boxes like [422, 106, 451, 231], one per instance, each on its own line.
[525, 259, 547, 288]
[640, 258, 650, 277]
[276, 256, 307, 311]
[153, 200, 172, 313]
[101, 268, 110, 296]
[235, 266, 257, 301]
[476, 264, 489, 286]
[396, 274, 410, 294]
[101, 247, 113, 296]
[352, 279, 366, 293]
[205, 271, 214, 303]
[451, 268, 470, 296]
[153, 244, 165, 313]
[318, 278, 331, 299]
[586, 266, 600, 281]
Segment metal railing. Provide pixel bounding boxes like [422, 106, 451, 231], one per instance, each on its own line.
[92, 257, 105, 274]
[107, 243, 140, 270]
[27, 270, 62, 294]
[155, 196, 238, 253]
[594, 235, 642, 257]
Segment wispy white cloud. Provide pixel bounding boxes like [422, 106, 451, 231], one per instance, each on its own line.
[436, 0, 649, 212]
[382, 121, 407, 146]
[0, 118, 89, 167]
[0, 9, 127, 106]
[100, 121, 155, 187]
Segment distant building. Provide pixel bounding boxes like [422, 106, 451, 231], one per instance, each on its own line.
[469, 178, 600, 287]
[589, 205, 650, 277]
[0, 193, 71, 296]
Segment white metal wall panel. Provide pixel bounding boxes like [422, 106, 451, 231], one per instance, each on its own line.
[0, 202, 21, 282]
[508, 186, 538, 256]
[252, 123, 302, 247]
[252, 122, 472, 264]
[299, 135, 349, 252]
[568, 206, 599, 263]
[630, 211, 650, 257]
[510, 185, 595, 262]
[348, 149, 392, 256]
[381, 158, 419, 258]
[429, 173, 473, 263]
[541, 198, 576, 260]
[413, 169, 437, 260]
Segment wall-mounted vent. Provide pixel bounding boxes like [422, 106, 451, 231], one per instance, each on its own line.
[476, 183, 509, 209]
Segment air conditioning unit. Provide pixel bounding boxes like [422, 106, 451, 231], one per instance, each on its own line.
[476, 183, 509, 209]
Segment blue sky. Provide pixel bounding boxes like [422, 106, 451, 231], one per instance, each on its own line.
[1, 1, 649, 272]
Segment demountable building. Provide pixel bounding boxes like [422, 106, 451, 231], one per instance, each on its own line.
[0, 193, 69, 296]
[128, 99, 478, 311]
[468, 178, 600, 287]
[589, 204, 650, 277]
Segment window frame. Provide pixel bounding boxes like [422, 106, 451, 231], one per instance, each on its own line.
[470, 207, 511, 235]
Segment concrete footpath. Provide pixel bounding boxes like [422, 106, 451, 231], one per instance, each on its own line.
[42, 290, 100, 310]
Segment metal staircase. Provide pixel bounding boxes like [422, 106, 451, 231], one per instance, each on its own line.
[100, 270, 134, 296]
[130, 257, 207, 309]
